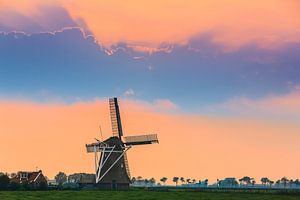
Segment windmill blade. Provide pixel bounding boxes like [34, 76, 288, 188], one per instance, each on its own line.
[99, 125, 103, 141]
[124, 134, 159, 146]
[109, 98, 123, 138]
[123, 152, 131, 179]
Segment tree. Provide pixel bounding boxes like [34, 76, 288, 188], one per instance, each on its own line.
[180, 177, 185, 185]
[186, 178, 191, 184]
[137, 176, 143, 185]
[281, 177, 289, 188]
[173, 177, 179, 186]
[251, 179, 256, 186]
[55, 172, 67, 187]
[261, 177, 270, 186]
[275, 180, 281, 186]
[10, 173, 17, 178]
[0, 174, 10, 190]
[149, 178, 156, 186]
[160, 177, 167, 185]
[269, 180, 274, 187]
[289, 179, 294, 187]
[144, 179, 149, 186]
[239, 176, 252, 186]
[131, 177, 136, 184]
[204, 179, 208, 187]
[192, 179, 196, 184]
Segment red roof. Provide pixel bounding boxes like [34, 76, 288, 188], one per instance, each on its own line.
[11, 170, 45, 183]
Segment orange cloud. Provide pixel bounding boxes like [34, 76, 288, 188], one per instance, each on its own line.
[216, 86, 300, 117]
[0, 99, 299, 183]
[63, 0, 300, 49]
[1, 0, 300, 49]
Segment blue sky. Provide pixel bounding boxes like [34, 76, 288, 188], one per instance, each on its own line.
[1, 28, 300, 113]
[1, 2, 300, 114]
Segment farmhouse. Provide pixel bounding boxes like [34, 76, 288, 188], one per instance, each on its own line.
[10, 170, 47, 189]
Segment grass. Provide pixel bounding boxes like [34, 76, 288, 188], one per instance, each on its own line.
[0, 190, 300, 200]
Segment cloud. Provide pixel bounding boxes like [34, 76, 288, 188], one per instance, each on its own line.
[209, 86, 300, 120]
[0, 4, 83, 33]
[124, 88, 135, 97]
[1, 0, 300, 49]
[1, 28, 300, 107]
[120, 99, 178, 112]
[153, 99, 178, 110]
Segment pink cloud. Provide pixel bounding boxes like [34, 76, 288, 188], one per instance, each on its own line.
[1, 0, 300, 49]
[153, 99, 178, 110]
[122, 98, 179, 112]
[215, 86, 300, 117]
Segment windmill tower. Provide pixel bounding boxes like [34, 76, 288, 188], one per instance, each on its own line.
[86, 97, 159, 189]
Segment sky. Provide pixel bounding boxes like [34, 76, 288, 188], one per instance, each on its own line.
[0, 0, 300, 183]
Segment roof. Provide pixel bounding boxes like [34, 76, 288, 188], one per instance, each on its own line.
[12, 170, 45, 183]
[28, 171, 42, 182]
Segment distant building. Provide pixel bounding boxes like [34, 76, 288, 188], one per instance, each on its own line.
[68, 173, 95, 185]
[218, 178, 239, 187]
[78, 174, 96, 185]
[47, 179, 58, 186]
[10, 170, 47, 189]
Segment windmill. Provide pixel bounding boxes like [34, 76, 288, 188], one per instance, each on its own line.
[86, 97, 159, 189]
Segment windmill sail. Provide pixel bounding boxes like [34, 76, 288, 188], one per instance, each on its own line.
[109, 97, 123, 138]
[123, 153, 131, 179]
[124, 134, 159, 145]
[109, 97, 130, 178]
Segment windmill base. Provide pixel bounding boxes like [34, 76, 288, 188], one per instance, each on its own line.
[97, 182, 130, 190]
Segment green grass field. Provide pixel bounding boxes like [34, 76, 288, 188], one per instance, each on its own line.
[0, 190, 299, 200]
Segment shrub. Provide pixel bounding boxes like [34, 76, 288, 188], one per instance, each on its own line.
[9, 181, 21, 191]
[38, 181, 48, 190]
[0, 174, 10, 190]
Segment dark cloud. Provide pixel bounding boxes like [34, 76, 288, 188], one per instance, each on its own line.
[0, 28, 300, 109]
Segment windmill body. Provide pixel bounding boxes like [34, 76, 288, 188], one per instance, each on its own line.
[86, 97, 158, 189]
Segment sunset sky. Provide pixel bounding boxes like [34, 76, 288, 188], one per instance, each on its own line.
[0, 0, 300, 183]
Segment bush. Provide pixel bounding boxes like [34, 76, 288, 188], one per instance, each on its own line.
[9, 181, 21, 191]
[21, 181, 30, 191]
[38, 181, 48, 190]
[0, 174, 10, 190]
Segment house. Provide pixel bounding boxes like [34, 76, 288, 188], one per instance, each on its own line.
[10, 170, 47, 189]
[218, 178, 239, 187]
[68, 173, 95, 186]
